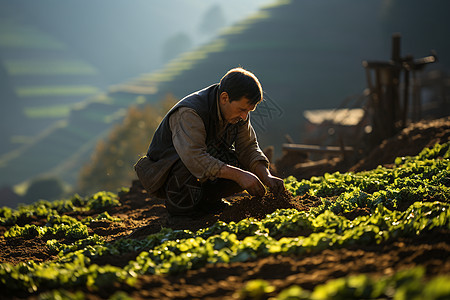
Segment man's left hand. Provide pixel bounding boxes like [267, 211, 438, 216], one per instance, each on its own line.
[262, 174, 285, 195]
[253, 162, 286, 195]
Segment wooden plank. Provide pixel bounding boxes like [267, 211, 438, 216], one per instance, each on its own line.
[282, 143, 354, 154]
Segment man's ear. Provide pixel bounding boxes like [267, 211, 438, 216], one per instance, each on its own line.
[219, 92, 229, 104]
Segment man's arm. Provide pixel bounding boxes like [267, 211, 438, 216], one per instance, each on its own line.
[233, 116, 285, 195]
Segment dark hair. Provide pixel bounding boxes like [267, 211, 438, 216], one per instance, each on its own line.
[218, 68, 263, 105]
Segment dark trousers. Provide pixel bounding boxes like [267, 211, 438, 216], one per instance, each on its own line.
[163, 159, 243, 216]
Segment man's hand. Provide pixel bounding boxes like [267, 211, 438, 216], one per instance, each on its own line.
[262, 174, 285, 195]
[218, 165, 266, 197]
[253, 162, 286, 195]
[237, 170, 266, 197]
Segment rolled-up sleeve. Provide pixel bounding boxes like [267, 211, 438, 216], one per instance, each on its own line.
[235, 116, 269, 173]
[169, 107, 225, 181]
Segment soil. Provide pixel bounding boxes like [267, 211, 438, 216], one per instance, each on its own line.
[274, 116, 450, 180]
[1, 117, 450, 299]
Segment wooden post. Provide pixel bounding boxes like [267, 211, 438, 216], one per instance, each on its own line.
[391, 33, 401, 62]
[402, 56, 412, 127]
[390, 33, 401, 136]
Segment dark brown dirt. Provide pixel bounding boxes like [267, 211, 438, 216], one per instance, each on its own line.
[350, 116, 450, 172]
[0, 236, 58, 265]
[342, 206, 371, 220]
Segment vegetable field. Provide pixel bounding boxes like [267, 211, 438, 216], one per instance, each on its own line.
[1, 142, 450, 299]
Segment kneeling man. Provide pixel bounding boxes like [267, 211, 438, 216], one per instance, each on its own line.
[135, 67, 285, 216]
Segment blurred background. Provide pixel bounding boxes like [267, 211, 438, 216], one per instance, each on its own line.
[1, 0, 449, 206]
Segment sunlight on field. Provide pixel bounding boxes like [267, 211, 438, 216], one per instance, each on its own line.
[10, 135, 33, 145]
[116, 38, 228, 93]
[16, 85, 100, 98]
[4, 59, 98, 75]
[12, 181, 29, 196]
[220, 11, 271, 36]
[24, 104, 73, 118]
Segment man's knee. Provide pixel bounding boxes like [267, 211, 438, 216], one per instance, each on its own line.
[163, 160, 203, 216]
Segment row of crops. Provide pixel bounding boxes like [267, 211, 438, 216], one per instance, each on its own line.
[1, 142, 450, 299]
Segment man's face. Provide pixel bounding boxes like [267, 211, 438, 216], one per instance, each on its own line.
[219, 92, 257, 124]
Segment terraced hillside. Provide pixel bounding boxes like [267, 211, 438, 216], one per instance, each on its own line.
[0, 92, 139, 189]
[0, 17, 103, 155]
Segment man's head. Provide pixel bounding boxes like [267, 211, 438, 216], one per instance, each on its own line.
[218, 68, 263, 124]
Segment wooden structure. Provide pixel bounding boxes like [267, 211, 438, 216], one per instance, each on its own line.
[281, 143, 354, 162]
[278, 34, 438, 171]
[363, 33, 437, 146]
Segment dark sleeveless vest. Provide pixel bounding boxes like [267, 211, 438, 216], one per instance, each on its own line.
[147, 84, 241, 165]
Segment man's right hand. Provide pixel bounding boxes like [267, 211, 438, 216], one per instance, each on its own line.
[237, 170, 266, 197]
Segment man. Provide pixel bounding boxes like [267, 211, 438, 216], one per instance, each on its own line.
[135, 67, 285, 216]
